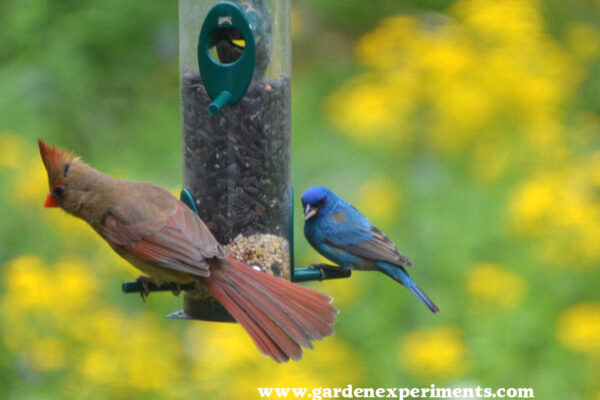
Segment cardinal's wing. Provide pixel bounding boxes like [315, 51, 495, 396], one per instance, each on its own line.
[103, 200, 225, 277]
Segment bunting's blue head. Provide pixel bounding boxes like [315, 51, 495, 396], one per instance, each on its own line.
[301, 186, 335, 221]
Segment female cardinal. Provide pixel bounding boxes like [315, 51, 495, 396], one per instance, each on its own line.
[38, 139, 337, 362]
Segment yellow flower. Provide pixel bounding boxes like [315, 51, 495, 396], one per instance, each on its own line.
[327, 0, 581, 181]
[557, 303, 600, 356]
[186, 322, 258, 377]
[454, 0, 542, 43]
[1, 254, 101, 320]
[78, 348, 118, 384]
[185, 316, 363, 398]
[54, 258, 99, 306]
[72, 309, 125, 344]
[356, 16, 421, 70]
[326, 76, 408, 145]
[2, 254, 54, 311]
[509, 154, 600, 266]
[1, 253, 185, 396]
[509, 176, 560, 234]
[466, 263, 526, 308]
[77, 312, 183, 392]
[233, 336, 363, 398]
[399, 325, 467, 379]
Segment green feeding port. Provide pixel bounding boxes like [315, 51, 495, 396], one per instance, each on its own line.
[292, 265, 352, 282]
[197, 2, 256, 115]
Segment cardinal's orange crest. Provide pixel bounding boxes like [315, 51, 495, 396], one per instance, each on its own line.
[38, 139, 77, 191]
[38, 139, 73, 171]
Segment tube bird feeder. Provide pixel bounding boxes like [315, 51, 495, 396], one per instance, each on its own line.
[180, 0, 291, 321]
[122, 0, 350, 321]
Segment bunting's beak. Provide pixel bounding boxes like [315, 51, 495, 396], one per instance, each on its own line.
[304, 204, 318, 220]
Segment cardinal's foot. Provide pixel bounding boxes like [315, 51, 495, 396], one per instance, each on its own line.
[136, 275, 156, 302]
[169, 282, 182, 297]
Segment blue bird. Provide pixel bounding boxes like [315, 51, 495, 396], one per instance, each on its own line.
[302, 186, 439, 314]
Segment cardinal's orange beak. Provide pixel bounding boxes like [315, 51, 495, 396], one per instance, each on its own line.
[45, 193, 60, 208]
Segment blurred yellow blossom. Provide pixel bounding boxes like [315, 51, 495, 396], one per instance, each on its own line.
[509, 177, 557, 234]
[327, 0, 582, 180]
[2, 255, 99, 318]
[186, 322, 257, 377]
[356, 16, 420, 70]
[185, 320, 363, 398]
[1, 253, 184, 397]
[466, 262, 526, 308]
[54, 258, 99, 307]
[77, 312, 183, 393]
[557, 302, 600, 356]
[326, 75, 412, 146]
[235, 337, 363, 398]
[2, 255, 54, 311]
[399, 325, 467, 379]
[509, 153, 600, 266]
[454, 0, 543, 43]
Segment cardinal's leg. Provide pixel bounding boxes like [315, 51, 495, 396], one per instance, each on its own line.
[135, 275, 156, 302]
[169, 282, 182, 297]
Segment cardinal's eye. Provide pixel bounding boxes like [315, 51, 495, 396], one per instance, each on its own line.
[53, 185, 66, 198]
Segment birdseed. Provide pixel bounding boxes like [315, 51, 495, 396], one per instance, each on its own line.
[181, 69, 291, 277]
[225, 233, 290, 279]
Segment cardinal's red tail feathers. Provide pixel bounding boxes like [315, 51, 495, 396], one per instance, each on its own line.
[202, 257, 338, 362]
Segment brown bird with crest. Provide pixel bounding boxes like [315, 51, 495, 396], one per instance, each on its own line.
[38, 139, 337, 362]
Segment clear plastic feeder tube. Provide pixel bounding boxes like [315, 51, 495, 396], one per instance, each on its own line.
[179, 0, 291, 320]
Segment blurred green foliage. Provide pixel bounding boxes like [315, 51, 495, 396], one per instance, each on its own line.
[2, 0, 600, 399]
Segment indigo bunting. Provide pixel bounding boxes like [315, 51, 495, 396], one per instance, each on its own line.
[302, 186, 439, 314]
